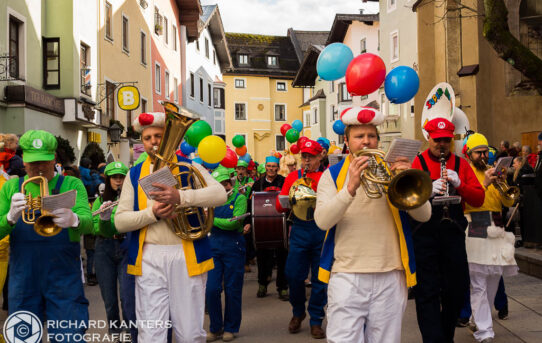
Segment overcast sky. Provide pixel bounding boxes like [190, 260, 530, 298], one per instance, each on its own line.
[200, 0, 379, 35]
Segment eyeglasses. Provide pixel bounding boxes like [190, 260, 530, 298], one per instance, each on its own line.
[472, 150, 489, 156]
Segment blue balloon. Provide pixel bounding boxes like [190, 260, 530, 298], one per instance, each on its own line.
[292, 120, 303, 132]
[332, 120, 345, 135]
[180, 141, 196, 156]
[203, 161, 220, 169]
[193, 157, 203, 165]
[384, 66, 420, 104]
[317, 43, 354, 81]
[239, 153, 251, 163]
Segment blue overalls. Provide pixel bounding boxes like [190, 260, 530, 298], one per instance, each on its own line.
[206, 194, 246, 334]
[9, 176, 89, 342]
[285, 170, 327, 326]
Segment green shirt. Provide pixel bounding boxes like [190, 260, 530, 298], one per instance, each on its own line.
[0, 175, 93, 242]
[91, 197, 119, 238]
[213, 191, 247, 233]
[234, 176, 254, 195]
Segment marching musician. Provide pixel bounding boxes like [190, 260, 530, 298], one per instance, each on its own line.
[0, 130, 92, 341]
[206, 167, 248, 342]
[114, 112, 226, 343]
[314, 108, 431, 343]
[411, 117, 484, 342]
[462, 133, 517, 343]
[276, 139, 327, 339]
[233, 160, 253, 195]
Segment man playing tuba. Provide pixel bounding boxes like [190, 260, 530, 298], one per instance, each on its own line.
[114, 111, 226, 343]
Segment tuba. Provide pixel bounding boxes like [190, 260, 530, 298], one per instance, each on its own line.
[354, 148, 432, 210]
[21, 175, 62, 237]
[481, 160, 519, 202]
[151, 101, 214, 240]
[288, 166, 317, 221]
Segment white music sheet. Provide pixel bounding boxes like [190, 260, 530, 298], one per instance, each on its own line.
[42, 189, 77, 211]
[384, 138, 422, 163]
[138, 167, 178, 200]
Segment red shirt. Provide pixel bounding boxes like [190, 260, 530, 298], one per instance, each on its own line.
[276, 169, 322, 213]
[412, 149, 484, 208]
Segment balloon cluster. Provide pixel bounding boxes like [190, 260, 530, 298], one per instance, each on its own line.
[279, 120, 308, 154]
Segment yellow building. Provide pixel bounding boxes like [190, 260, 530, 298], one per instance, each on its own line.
[224, 33, 303, 163]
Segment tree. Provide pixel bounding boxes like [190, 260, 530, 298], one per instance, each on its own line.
[81, 142, 105, 170]
[55, 136, 76, 166]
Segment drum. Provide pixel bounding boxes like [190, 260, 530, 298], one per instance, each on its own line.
[251, 191, 288, 249]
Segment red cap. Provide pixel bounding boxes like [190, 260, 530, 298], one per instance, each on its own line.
[424, 118, 455, 139]
[300, 139, 323, 155]
[247, 160, 255, 171]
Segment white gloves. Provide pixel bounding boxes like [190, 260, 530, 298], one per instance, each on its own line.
[99, 201, 114, 221]
[52, 208, 79, 228]
[7, 193, 26, 224]
[432, 179, 446, 197]
[446, 169, 461, 188]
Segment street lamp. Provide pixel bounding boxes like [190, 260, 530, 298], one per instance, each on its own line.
[109, 123, 123, 143]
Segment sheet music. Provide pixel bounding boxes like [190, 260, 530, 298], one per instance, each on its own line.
[42, 189, 77, 212]
[384, 138, 422, 163]
[138, 167, 178, 200]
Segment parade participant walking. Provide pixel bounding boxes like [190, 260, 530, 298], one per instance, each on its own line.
[277, 139, 327, 339]
[0, 130, 92, 342]
[411, 117, 485, 343]
[206, 168, 248, 342]
[233, 160, 253, 195]
[315, 107, 431, 343]
[114, 111, 226, 343]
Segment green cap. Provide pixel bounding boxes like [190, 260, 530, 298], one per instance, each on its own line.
[212, 167, 231, 183]
[19, 130, 58, 163]
[104, 161, 129, 176]
[236, 160, 248, 168]
[257, 164, 266, 174]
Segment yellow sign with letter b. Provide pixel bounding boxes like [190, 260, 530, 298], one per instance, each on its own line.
[117, 86, 140, 110]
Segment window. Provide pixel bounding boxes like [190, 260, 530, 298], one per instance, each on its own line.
[80, 42, 90, 94]
[208, 84, 212, 106]
[213, 50, 216, 65]
[213, 88, 224, 109]
[360, 38, 367, 53]
[164, 17, 168, 44]
[234, 79, 245, 88]
[196, 39, 200, 51]
[165, 70, 169, 99]
[234, 103, 246, 120]
[190, 73, 194, 98]
[214, 111, 225, 134]
[205, 38, 209, 58]
[43, 38, 60, 89]
[106, 81, 116, 119]
[141, 98, 147, 112]
[122, 15, 129, 52]
[390, 31, 399, 62]
[304, 111, 310, 127]
[105, 2, 113, 40]
[388, 0, 397, 12]
[239, 54, 248, 65]
[154, 7, 163, 35]
[339, 83, 352, 102]
[277, 82, 286, 91]
[330, 105, 336, 121]
[267, 56, 277, 66]
[274, 104, 286, 121]
[276, 135, 286, 151]
[155, 63, 161, 94]
[174, 77, 178, 103]
[172, 26, 177, 50]
[199, 78, 204, 102]
[9, 16, 22, 79]
[313, 108, 318, 124]
[140, 32, 147, 65]
[330, 81, 335, 93]
[381, 93, 387, 116]
[389, 103, 400, 117]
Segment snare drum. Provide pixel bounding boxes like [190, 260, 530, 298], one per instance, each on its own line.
[251, 191, 288, 249]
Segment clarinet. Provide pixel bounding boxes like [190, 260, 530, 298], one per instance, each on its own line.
[439, 149, 452, 222]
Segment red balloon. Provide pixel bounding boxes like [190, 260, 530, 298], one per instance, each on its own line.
[290, 144, 300, 154]
[345, 53, 386, 96]
[297, 136, 308, 148]
[280, 123, 292, 136]
[220, 148, 238, 168]
[235, 146, 247, 156]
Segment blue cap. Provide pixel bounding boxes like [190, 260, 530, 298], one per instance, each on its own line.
[316, 137, 330, 151]
[265, 156, 280, 164]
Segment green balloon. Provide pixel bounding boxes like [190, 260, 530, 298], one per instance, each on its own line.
[232, 135, 245, 148]
[285, 128, 300, 143]
[185, 120, 212, 147]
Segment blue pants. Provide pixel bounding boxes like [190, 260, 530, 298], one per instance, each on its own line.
[285, 220, 327, 326]
[86, 248, 95, 276]
[460, 276, 508, 319]
[206, 229, 246, 333]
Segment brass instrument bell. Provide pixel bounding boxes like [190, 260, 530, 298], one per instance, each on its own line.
[21, 176, 62, 237]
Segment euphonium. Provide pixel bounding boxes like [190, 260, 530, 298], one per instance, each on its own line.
[289, 166, 317, 221]
[152, 101, 214, 240]
[354, 148, 432, 210]
[21, 175, 62, 237]
[481, 160, 519, 202]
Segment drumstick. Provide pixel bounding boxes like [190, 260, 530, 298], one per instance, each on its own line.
[506, 203, 520, 228]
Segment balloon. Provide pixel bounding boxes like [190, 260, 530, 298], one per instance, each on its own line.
[185, 120, 212, 147]
[290, 144, 300, 154]
[291, 120, 303, 132]
[203, 161, 220, 169]
[235, 145, 247, 156]
[192, 157, 203, 164]
[280, 123, 292, 136]
[221, 148, 238, 168]
[297, 136, 308, 148]
[316, 43, 354, 81]
[285, 129, 299, 143]
[333, 120, 345, 135]
[345, 53, 386, 96]
[197, 135, 227, 164]
[180, 141, 196, 156]
[239, 153, 251, 163]
[384, 66, 420, 104]
[232, 134, 245, 148]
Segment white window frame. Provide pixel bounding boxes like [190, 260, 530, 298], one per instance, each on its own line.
[122, 13, 129, 54]
[312, 107, 318, 125]
[360, 37, 367, 54]
[174, 77, 178, 103]
[274, 103, 287, 121]
[155, 62, 161, 94]
[330, 105, 336, 121]
[267, 55, 277, 66]
[7, 7, 27, 82]
[380, 93, 387, 117]
[189, 72, 195, 99]
[164, 70, 170, 99]
[275, 135, 286, 152]
[303, 110, 311, 128]
[199, 76, 204, 103]
[140, 30, 147, 66]
[239, 54, 248, 65]
[276, 81, 287, 92]
[205, 37, 210, 59]
[234, 78, 246, 89]
[390, 30, 399, 63]
[163, 16, 168, 45]
[172, 25, 177, 51]
[214, 110, 225, 134]
[234, 102, 248, 121]
[196, 39, 200, 51]
[387, 0, 397, 13]
[104, 1, 113, 42]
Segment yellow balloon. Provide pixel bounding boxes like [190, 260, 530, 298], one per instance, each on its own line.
[198, 135, 227, 164]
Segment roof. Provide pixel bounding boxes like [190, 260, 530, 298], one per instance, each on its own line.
[225, 33, 300, 78]
[292, 45, 324, 87]
[299, 88, 326, 107]
[176, 0, 203, 42]
[201, 5, 232, 71]
[288, 29, 329, 63]
[326, 13, 379, 44]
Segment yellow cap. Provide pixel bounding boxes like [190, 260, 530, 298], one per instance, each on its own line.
[466, 133, 488, 152]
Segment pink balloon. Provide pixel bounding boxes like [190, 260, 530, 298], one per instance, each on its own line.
[345, 53, 386, 96]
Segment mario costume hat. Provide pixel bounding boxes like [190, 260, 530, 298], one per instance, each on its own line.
[19, 130, 58, 163]
[104, 161, 129, 176]
[300, 140, 323, 156]
[423, 118, 455, 139]
[421, 82, 455, 140]
[340, 106, 385, 126]
[132, 112, 166, 133]
[465, 133, 489, 153]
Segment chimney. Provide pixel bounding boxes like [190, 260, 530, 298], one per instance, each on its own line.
[359, 9, 364, 14]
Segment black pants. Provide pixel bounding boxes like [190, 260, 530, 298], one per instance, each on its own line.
[413, 219, 470, 343]
[256, 247, 288, 291]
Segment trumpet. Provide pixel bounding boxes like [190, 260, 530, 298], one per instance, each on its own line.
[92, 200, 120, 216]
[481, 160, 519, 202]
[21, 175, 62, 237]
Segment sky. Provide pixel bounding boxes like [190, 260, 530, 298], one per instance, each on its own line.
[200, 0, 380, 36]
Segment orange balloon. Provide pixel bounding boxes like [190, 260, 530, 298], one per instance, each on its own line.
[235, 146, 247, 156]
